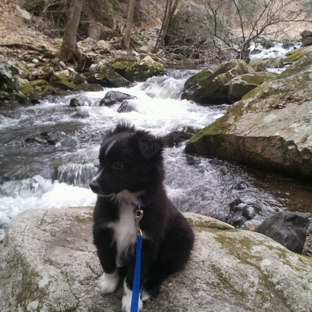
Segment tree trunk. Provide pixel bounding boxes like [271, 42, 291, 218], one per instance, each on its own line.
[123, 0, 136, 50]
[59, 0, 84, 62]
[153, 0, 179, 53]
[134, 0, 142, 25]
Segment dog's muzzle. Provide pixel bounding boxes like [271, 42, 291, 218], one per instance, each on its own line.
[90, 180, 100, 194]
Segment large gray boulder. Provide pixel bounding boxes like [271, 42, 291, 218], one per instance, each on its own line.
[0, 207, 312, 312]
[181, 59, 255, 105]
[228, 71, 277, 102]
[185, 51, 312, 179]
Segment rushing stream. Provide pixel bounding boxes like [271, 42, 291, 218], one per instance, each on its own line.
[0, 68, 311, 236]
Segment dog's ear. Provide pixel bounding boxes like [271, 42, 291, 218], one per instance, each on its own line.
[112, 122, 134, 134]
[134, 132, 163, 161]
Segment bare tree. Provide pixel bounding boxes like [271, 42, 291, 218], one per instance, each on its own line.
[153, 0, 180, 53]
[123, 0, 136, 50]
[59, 0, 84, 62]
[199, 0, 312, 61]
[134, 0, 142, 25]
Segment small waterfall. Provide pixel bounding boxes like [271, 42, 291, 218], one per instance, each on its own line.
[140, 76, 186, 99]
[56, 163, 98, 187]
[0, 175, 53, 198]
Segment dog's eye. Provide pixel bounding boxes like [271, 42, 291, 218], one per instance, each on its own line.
[112, 160, 124, 170]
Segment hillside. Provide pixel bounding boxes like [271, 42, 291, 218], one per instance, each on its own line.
[0, 0, 59, 60]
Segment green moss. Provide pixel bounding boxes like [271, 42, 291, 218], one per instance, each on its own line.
[40, 85, 54, 95]
[14, 265, 47, 311]
[19, 82, 32, 94]
[29, 79, 48, 86]
[184, 68, 213, 89]
[50, 73, 74, 90]
[111, 61, 136, 70]
[125, 61, 166, 82]
[283, 46, 312, 63]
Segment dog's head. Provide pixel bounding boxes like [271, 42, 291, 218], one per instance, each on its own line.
[90, 123, 164, 196]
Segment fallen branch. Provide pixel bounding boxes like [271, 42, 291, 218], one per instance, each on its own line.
[0, 43, 48, 53]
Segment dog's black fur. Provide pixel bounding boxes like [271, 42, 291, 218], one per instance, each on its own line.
[90, 123, 194, 312]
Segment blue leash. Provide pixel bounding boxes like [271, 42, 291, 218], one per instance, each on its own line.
[130, 234, 143, 312]
[131, 209, 144, 312]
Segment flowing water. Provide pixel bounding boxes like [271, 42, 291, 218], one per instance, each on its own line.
[0, 69, 311, 236]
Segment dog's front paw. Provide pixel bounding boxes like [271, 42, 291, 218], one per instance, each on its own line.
[98, 271, 119, 294]
[122, 280, 143, 312]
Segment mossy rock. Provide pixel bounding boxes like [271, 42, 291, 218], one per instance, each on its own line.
[181, 60, 254, 105]
[18, 81, 54, 103]
[281, 51, 312, 78]
[85, 72, 110, 87]
[124, 59, 166, 82]
[185, 60, 312, 179]
[110, 60, 136, 76]
[73, 73, 86, 85]
[99, 65, 130, 87]
[228, 72, 278, 102]
[75, 83, 103, 92]
[283, 46, 312, 63]
[183, 68, 214, 90]
[49, 72, 74, 90]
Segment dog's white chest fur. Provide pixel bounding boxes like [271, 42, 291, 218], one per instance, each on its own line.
[114, 202, 137, 256]
[108, 191, 140, 261]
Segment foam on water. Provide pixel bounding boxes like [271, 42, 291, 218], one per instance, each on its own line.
[0, 176, 96, 233]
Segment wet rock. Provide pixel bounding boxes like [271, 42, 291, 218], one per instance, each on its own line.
[228, 72, 277, 102]
[69, 95, 93, 107]
[1, 209, 312, 312]
[124, 56, 166, 82]
[85, 72, 110, 86]
[84, 64, 130, 88]
[254, 211, 309, 254]
[117, 101, 136, 113]
[163, 130, 194, 147]
[227, 199, 262, 228]
[98, 64, 130, 87]
[25, 131, 64, 145]
[70, 110, 90, 119]
[100, 91, 136, 106]
[181, 59, 254, 105]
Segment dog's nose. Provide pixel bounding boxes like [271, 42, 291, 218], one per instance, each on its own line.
[90, 181, 100, 194]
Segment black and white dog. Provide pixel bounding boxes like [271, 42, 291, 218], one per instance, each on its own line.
[90, 123, 194, 312]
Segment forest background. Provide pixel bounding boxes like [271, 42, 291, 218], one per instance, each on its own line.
[1, 0, 312, 67]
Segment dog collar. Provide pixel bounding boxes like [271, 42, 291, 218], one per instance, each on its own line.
[125, 199, 152, 211]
